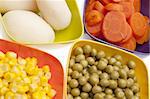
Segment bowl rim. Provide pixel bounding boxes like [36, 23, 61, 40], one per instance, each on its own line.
[0, 0, 84, 45]
[65, 39, 149, 99]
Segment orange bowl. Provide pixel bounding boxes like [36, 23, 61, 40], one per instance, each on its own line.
[0, 39, 64, 99]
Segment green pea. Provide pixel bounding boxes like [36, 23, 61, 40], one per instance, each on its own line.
[72, 63, 83, 72]
[71, 71, 80, 79]
[80, 60, 88, 68]
[78, 76, 87, 85]
[83, 45, 92, 54]
[131, 83, 140, 93]
[105, 65, 114, 74]
[71, 88, 80, 97]
[67, 85, 71, 93]
[100, 79, 109, 87]
[100, 72, 109, 79]
[127, 69, 135, 78]
[67, 94, 73, 99]
[109, 80, 118, 89]
[69, 79, 79, 88]
[105, 88, 113, 95]
[119, 69, 127, 79]
[86, 57, 95, 65]
[80, 92, 89, 99]
[118, 79, 127, 88]
[74, 47, 83, 55]
[88, 65, 97, 74]
[68, 68, 73, 75]
[74, 96, 81, 99]
[75, 54, 85, 62]
[96, 50, 106, 59]
[114, 61, 122, 68]
[97, 60, 107, 70]
[89, 74, 99, 85]
[109, 58, 117, 65]
[126, 78, 134, 88]
[91, 48, 97, 57]
[127, 60, 136, 69]
[116, 91, 125, 98]
[92, 85, 102, 94]
[125, 88, 133, 99]
[69, 58, 75, 67]
[104, 95, 113, 99]
[113, 66, 119, 71]
[113, 54, 122, 61]
[100, 58, 108, 64]
[94, 93, 104, 99]
[110, 71, 119, 80]
[82, 83, 92, 92]
[67, 76, 71, 82]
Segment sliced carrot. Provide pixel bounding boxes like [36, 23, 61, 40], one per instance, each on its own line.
[102, 11, 127, 43]
[89, 0, 96, 4]
[144, 16, 150, 24]
[98, 0, 112, 5]
[133, 0, 141, 12]
[129, 12, 147, 37]
[105, 3, 123, 11]
[94, 1, 105, 13]
[86, 1, 95, 12]
[120, 37, 136, 50]
[120, 2, 135, 19]
[86, 10, 104, 26]
[86, 22, 102, 37]
[113, 0, 122, 2]
[121, 23, 133, 43]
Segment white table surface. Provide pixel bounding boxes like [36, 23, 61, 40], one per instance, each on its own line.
[0, 0, 149, 77]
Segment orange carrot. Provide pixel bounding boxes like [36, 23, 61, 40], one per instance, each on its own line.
[89, 0, 96, 4]
[98, 0, 112, 5]
[129, 12, 147, 37]
[102, 11, 127, 43]
[133, 0, 141, 12]
[86, 10, 104, 26]
[144, 16, 150, 24]
[121, 23, 133, 43]
[86, 22, 102, 37]
[113, 0, 122, 2]
[120, 37, 136, 50]
[105, 3, 123, 11]
[120, 1, 135, 19]
[94, 1, 105, 13]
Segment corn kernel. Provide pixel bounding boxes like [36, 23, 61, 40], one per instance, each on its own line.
[40, 76, 48, 85]
[2, 79, 9, 87]
[32, 91, 47, 99]
[5, 91, 14, 99]
[6, 52, 17, 59]
[0, 69, 3, 77]
[45, 72, 51, 79]
[0, 63, 10, 72]
[4, 72, 16, 82]
[0, 96, 4, 99]
[18, 57, 26, 65]
[23, 77, 31, 84]
[47, 89, 56, 98]
[29, 83, 38, 92]
[42, 65, 50, 73]
[0, 87, 9, 95]
[17, 85, 29, 93]
[0, 51, 5, 59]
[8, 59, 17, 66]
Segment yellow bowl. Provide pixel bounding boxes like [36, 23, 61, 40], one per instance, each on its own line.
[66, 40, 149, 99]
[0, 0, 84, 44]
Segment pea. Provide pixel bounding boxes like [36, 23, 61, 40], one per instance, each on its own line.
[113, 66, 119, 71]
[67, 76, 71, 82]
[71, 88, 80, 97]
[106, 56, 111, 60]
[133, 96, 140, 99]
[109, 80, 118, 89]
[134, 77, 137, 82]
[80, 60, 88, 68]
[67, 94, 73, 99]
[74, 96, 81, 99]
[122, 65, 129, 72]
[82, 83, 92, 92]
[94, 61, 98, 66]
[104, 95, 113, 99]
[118, 79, 127, 88]
[91, 48, 97, 57]
[92, 85, 102, 94]
[68, 68, 73, 76]
[100, 79, 109, 87]
[119, 69, 127, 79]
[127, 60, 136, 69]
[131, 83, 140, 93]
[100, 72, 109, 79]
[86, 57, 95, 65]
[105, 88, 113, 95]
[71, 56, 75, 59]
[109, 58, 117, 65]
[100, 58, 108, 64]
[116, 91, 125, 98]
[83, 45, 92, 54]
[113, 54, 122, 61]
[67, 85, 71, 93]
[94, 93, 104, 99]
[80, 92, 89, 99]
[105, 65, 114, 74]
[69, 58, 75, 67]
[115, 88, 122, 93]
[78, 76, 87, 85]
[127, 69, 135, 78]
[71, 71, 80, 79]
[82, 68, 88, 75]
[75, 54, 85, 62]
[89, 74, 99, 85]
[125, 88, 133, 99]
[97, 70, 102, 75]
[72, 63, 83, 72]
[97, 60, 107, 70]
[74, 47, 83, 55]
[96, 50, 106, 59]
[114, 61, 122, 68]
[126, 78, 134, 88]
[110, 71, 119, 80]
[88, 65, 97, 74]
[69, 79, 79, 88]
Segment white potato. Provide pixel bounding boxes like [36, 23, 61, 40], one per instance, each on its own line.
[0, 0, 37, 13]
[3, 10, 55, 44]
[36, 0, 72, 30]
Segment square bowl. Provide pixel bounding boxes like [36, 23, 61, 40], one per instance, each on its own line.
[83, 0, 149, 54]
[66, 40, 149, 99]
[0, 0, 84, 44]
[0, 39, 64, 99]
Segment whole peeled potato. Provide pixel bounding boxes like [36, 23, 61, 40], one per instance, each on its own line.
[3, 10, 55, 44]
[0, 0, 38, 13]
[36, 0, 72, 30]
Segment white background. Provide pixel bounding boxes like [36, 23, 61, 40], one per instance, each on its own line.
[0, 0, 149, 76]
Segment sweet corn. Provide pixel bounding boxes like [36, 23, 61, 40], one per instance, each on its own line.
[0, 51, 55, 98]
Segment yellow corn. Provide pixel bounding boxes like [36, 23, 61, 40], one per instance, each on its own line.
[5, 91, 14, 99]
[4, 72, 16, 82]
[6, 52, 17, 59]
[42, 65, 50, 73]
[0, 51, 5, 59]
[0, 86, 9, 95]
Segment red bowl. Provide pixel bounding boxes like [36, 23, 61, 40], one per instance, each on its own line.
[0, 39, 64, 99]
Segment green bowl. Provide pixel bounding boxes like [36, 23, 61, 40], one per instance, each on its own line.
[0, 0, 84, 44]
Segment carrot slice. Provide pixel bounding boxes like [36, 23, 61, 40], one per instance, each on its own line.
[144, 16, 150, 24]
[105, 3, 123, 11]
[102, 11, 127, 43]
[133, 0, 141, 12]
[129, 12, 147, 37]
[120, 2, 135, 19]
[94, 1, 105, 13]
[86, 10, 104, 26]
[121, 22, 133, 43]
[120, 37, 136, 50]
[99, 0, 112, 5]
[113, 0, 122, 2]
[86, 22, 102, 37]
[86, 1, 95, 12]
[89, 0, 96, 4]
